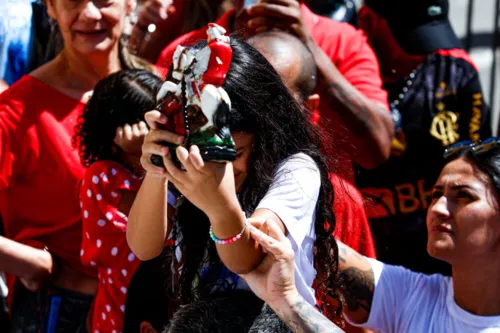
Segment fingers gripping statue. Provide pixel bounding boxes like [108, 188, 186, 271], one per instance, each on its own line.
[151, 23, 236, 167]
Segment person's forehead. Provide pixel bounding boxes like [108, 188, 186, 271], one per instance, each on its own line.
[437, 159, 487, 189]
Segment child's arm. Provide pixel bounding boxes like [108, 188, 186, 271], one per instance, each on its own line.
[127, 173, 171, 260]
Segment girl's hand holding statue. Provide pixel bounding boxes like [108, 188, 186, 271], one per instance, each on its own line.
[140, 110, 240, 220]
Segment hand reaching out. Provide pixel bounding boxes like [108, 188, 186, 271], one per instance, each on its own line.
[239, 218, 298, 306]
[241, 219, 346, 333]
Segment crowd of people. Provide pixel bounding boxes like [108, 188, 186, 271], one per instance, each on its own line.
[0, 0, 499, 332]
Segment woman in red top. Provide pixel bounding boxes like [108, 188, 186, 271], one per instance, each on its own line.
[0, 0, 154, 331]
[74, 69, 162, 333]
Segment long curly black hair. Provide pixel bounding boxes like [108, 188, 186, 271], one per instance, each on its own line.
[166, 36, 343, 318]
[73, 69, 162, 167]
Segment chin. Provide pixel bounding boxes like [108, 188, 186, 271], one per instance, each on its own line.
[73, 35, 115, 54]
[427, 240, 455, 263]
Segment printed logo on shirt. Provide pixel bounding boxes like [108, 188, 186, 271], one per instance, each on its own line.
[430, 83, 460, 146]
[362, 179, 433, 219]
[469, 93, 483, 142]
[430, 109, 459, 146]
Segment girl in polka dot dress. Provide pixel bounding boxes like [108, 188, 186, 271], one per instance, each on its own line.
[73, 69, 163, 333]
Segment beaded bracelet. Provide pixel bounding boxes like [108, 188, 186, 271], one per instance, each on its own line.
[209, 219, 249, 245]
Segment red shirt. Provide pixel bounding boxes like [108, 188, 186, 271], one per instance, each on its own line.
[80, 161, 141, 333]
[157, 5, 387, 182]
[0, 76, 97, 293]
[331, 174, 376, 259]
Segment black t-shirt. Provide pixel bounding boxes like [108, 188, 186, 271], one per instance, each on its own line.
[356, 51, 492, 275]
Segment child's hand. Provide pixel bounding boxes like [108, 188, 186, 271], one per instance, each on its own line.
[140, 110, 185, 176]
[163, 145, 239, 220]
[114, 121, 149, 156]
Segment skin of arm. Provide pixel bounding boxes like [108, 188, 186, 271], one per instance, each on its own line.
[307, 41, 394, 169]
[126, 173, 170, 260]
[246, 0, 394, 169]
[210, 207, 286, 275]
[242, 219, 345, 333]
[0, 236, 53, 282]
[336, 240, 375, 324]
[168, 145, 286, 274]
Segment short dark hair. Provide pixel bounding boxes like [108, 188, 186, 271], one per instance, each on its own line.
[73, 69, 162, 167]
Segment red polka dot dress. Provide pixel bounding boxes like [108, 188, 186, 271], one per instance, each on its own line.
[80, 161, 141, 333]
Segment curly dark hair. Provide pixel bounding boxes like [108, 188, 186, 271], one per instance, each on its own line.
[73, 69, 163, 167]
[167, 36, 343, 319]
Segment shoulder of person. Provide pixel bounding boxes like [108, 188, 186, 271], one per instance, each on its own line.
[269, 153, 321, 199]
[275, 153, 320, 175]
[371, 258, 448, 297]
[302, 4, 367, 51]
[84, 161, 135, 186]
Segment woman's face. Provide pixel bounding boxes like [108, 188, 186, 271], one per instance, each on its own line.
[47, 0, 134, 56]
[231, 131, 254, 192]
[426, 158, 500, 264]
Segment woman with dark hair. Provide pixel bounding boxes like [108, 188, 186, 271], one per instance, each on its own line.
[74, 69, 163, 333]
[0, 0, 155, 331]
[127, 30, 341, 329]
[317, 138, 500, 332]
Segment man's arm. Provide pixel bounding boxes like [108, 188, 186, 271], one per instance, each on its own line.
[308, 41, 394, 169]
[246, 0, 394, 169]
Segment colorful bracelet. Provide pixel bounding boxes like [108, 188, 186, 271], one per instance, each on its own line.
[209, 219, 248, 245]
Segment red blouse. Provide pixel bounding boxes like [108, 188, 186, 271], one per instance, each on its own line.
[0, 76, 97, 300]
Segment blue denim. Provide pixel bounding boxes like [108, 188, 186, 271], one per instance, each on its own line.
[0, 0, 32, 85]
[10, 284, 93, 333]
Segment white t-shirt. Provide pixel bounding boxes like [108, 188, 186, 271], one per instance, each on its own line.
[255, 153, 320, 306]
[348, 259, 500, 333]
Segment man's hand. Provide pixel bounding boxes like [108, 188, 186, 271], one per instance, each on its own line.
[246, 0, 313, 44]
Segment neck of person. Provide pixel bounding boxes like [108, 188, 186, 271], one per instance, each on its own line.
[57, 44, 122, 94]
[452, 254, 500, 316]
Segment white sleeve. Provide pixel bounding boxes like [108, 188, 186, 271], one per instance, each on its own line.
[256, 153, 320, 250]
[255, 153, 321, 305]
[345, 258, 424, 333]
